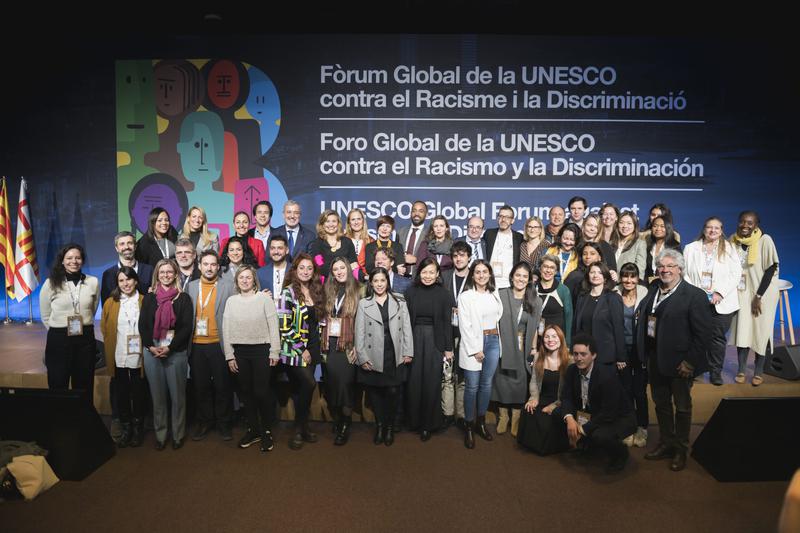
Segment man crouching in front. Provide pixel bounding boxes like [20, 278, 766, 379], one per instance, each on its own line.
[559, 334, 637, 474]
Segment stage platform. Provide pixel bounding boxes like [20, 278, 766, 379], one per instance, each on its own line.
[1, 322, 798, 423]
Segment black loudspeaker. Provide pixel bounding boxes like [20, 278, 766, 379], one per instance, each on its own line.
[0, 387, 115, 481]
[692, 397, 800, 482]
[765, 345, 800, 380]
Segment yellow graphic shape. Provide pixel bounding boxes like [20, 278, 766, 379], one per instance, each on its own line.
[117, 151, 131, 168]
[157, 115, 169, 134]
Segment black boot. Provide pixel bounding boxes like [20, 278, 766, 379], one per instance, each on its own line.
[384, 425, 395, 446]
[130, 418, 144, 448]
[476, 415, 493, 441]
[374, 423, 385, 445]
[117, 422, 132, 448]
[464, 421, 475, 449]
[334, 417, 351, 446]
[301, 421, 318, 443]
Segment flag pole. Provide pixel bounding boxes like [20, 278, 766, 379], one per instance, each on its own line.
[26, 297, 33, 325]
[3, 286, 10, 324]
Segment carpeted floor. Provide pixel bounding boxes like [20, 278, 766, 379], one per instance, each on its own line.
[0, 422, 787, 533]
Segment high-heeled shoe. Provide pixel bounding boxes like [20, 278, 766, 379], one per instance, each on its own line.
[476, 415, 493, 441]
[464, 421, 475, 449]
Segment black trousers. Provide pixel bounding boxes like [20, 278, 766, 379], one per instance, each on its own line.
[369, 386, 401, 425]
[708, 309, 735, 375]
[45, 326, 96, 404]
[587, 412, 637, 461]
[649, 353, 693, 452]
[233, 344, 274, 434]
[274, 364, 316, 427]
[406, 324, 444, 432]
[190, 343, 233, 428]
[619, 345, 649, 428]
[115, 367, 147, 423]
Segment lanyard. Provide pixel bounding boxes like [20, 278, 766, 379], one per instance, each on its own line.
[156, 238, 170, 259]
[67, 281, 83, 313]
[334, 293, 345, 315]
[353, 239, 362, 255]
[120, 296, 139, 334]
[198, 281, 217, 314]
[452, 272, 466, 301]
[651, 282, 680, 313]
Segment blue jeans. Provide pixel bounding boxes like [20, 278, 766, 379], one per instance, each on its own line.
[463, 334, 500, 422]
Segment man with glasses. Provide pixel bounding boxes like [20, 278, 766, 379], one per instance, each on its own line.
[454, 216, 487, 264]
[175, 238, 200, 292]
[484, 205, 523, 289]
[636, 249, 712, 472]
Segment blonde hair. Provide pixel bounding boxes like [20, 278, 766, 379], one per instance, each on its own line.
[344, 208, 370, 241]
[182, 206, 214, 246]
[234, 265, 261, 294]
[523, 215, 544, 242]
[151, 259, 181, 291]
[316, 209, 343, 238]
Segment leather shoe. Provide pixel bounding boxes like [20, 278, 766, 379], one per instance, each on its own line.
[155, 440, 166, 451]
[669, 451, 687, 471]
[420, 430, 431, 442]
[373, 424, 385, 445]
[605, 448, 629, 474]
[219, 426, 233, 441]
[476, 416, 493, 441]
[191, 423, 212, 441]
[384, 426, 395, 446]
[172, 438, 184, 450]
[710, 372, 723, 386]
[645, 444, 673, 460]
[464, 421, 475, 449]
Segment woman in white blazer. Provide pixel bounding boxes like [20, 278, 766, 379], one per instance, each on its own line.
[683, 216, 742, 385]
[458, 259, 504, 449]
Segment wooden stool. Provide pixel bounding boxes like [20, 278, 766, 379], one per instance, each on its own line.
[777, 279, 795, 345]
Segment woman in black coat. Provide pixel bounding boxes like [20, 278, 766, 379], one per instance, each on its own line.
[572, 261, 626, 368]
[135, 207, 180, 267]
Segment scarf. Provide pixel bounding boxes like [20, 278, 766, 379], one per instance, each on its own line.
[153, 285, 178, 342]
[427, 237, 453, 255]
[731, 228, 762, 265]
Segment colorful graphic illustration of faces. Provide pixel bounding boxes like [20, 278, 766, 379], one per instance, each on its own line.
[177, 111, 233, 235]
[116, 60, 159, 233]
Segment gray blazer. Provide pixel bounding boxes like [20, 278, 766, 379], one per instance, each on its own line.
[185, 277, 236, 355]
[354, 294, 413, 372]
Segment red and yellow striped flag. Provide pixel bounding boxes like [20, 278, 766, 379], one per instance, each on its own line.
[0, 176, 15, 299]
[14, 177, 39, 301]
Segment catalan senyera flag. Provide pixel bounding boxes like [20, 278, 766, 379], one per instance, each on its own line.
[0, 176, 16, 299]
[13, 177, 39, 302]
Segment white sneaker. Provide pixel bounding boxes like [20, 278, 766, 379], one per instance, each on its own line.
[633, 427, 648, 448]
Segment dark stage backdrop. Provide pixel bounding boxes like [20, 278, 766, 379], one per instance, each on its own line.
[1, 35, 798, 320]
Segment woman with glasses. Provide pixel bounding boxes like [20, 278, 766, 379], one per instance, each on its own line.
[520, 216, 546, 271]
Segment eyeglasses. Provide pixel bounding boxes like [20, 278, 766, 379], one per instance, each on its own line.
[175, 250, 194, 255]
[467, 225, 483, 230]
[527, 225, 542, 230]
[498, 215, 514, 220]
[657, 264, 679, 270]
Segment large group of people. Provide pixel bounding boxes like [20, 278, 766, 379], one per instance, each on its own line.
[38, 197, 781, 474]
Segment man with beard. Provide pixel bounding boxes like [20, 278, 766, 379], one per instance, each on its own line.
[396, 200, 429, 278]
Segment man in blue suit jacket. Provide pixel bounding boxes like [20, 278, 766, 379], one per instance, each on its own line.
[101, 231, 153, 305]
[273, 200, 316, 261]
[257, 235, 290, 299]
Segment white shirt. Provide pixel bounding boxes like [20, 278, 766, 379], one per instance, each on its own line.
[273, 265, 287, 302]
[254, 227, 271, 251]
[490, 231, 514, 289]
[115, 294, 142, 369]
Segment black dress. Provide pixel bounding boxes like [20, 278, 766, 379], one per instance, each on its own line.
[324, 291, 356, 409]
[357, 298, 407, 387]
[517, 369, 569, 455]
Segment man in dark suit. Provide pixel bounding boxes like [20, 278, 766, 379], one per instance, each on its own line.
[101, 231, 154, 305]
[636, 248, 712, 472]
[559, 333, 637, 473]
[273, 200, 316, 261]
[374, 247, 411, 295]
[246, 200, 275, 258]
[257, 235, 290, 300]
[483, 205, 524, 289]
[396, 200, 429, 277]
[454, 216, 487, 265]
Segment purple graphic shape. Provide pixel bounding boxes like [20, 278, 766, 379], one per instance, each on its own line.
[234, 177, 270, 220]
